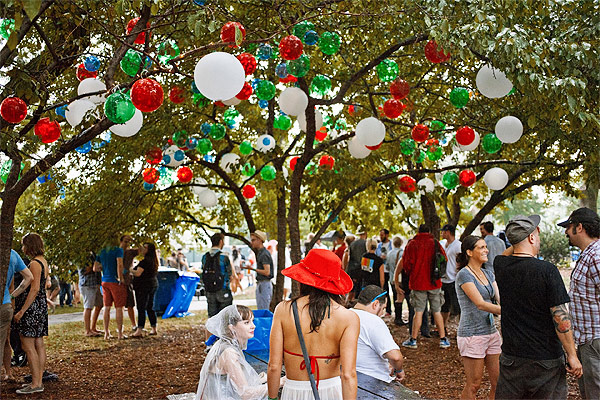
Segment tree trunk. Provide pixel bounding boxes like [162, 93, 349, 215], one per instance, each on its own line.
[270, 184, 287, 310]
[421, 194, 441, 239]
[0, 193, 19, 301]
[580, 176, 599, 212]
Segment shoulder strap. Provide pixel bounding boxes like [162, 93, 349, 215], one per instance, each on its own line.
[292, 301, 321, 400]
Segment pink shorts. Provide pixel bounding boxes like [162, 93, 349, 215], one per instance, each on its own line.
[457, 332, 502, 358]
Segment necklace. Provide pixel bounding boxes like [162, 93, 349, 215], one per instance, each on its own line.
[466, 265, 486, 283]
[466, 265, 495, 302]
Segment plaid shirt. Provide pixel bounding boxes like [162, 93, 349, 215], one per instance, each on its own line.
[569, 239, 600, 345]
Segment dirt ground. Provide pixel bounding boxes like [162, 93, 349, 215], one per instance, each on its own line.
[1, 317, 582, 399]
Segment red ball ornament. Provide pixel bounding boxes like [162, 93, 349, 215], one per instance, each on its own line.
[34, 118, 61, 143]
[319, 155, 335, 170]
[455, 126, 475, 146]
[145, 147, 163, 165]
[390, 79, 410, 100]
[279, 35, 304, 61]
[459, 169, 476, 187]
[366, 142, 382, 151]
[279, 75, 297, 84]
[424, 40, 451, 63]
[289, 156, 299, 171]
[76, 63, 98, 81]
[214, 101, 226, 108]
[126, 18, 151, 45]
[235, 82, 253, 100]
[411, 124, 429, 142]
[1, 97, 28, 124]
[399, 175, 417, 193]
[143, 167, 160, 184]
[242, 184, 256, 199]
[220, 22, 246, 47]
[131, 78, 164, 113]
[383, 99, 406, 119]
[169, 86, 186, 104]
[348, 105, 355, 115]
[315, 127, 328, 142]
[237, 53, 257, 75]
[177, 166, 193, 183]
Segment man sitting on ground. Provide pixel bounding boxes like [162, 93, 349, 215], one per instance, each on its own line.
[351, 285, 405, 383]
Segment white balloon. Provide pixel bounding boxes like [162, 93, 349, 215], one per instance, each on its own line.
[347, 137, 371, 159]
[219, 153, 240, 173]
[297, 109, 323, 132]
[163, 145, 185, 168]
[476, 65, 513, 99]
[109, 108, 143, 137]
[191, 177, 208, 196]
[194, 52, 245, 101]
[255, 134, 276, 153]
[65, 99, 95, 127]
[278, 87, 308, 116]
[495, 116, 523, 143]
[198, 189, 218, 207]
[222, 97, 241, 106]
[417, 178, 435, 193]
[483, 167, 509, 191]
[77, 78, 106, 104]
[355, 117, 386, 146]
[457, 130, 480, 151]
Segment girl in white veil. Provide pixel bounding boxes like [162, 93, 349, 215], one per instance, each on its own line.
[196, 305, 283, 400]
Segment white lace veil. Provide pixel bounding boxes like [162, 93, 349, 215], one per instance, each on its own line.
[196, 305, 267, 400]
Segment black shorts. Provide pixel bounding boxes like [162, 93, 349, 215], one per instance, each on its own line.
[348, 269, 362, 295]
[441, 281, 460, 315]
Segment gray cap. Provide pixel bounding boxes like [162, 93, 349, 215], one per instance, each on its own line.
[505, 215, 541, 244]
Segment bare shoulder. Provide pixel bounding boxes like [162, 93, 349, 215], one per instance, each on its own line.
[332, 304, 359, 326]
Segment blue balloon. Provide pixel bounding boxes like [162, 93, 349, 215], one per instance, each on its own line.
[174, 149, 185, 161]
[193, 0, 205, 5]
[144, 56, 153, 69]
[203, 154, 215, 163]
[258, 100, 269, 109]
[251, 78, 261, 89]
[162, 154, 172, 164]
[84, 55, 100, 72]
[191, 81, 200, 94]
[76, 141, 92, 154]
[275, 62, 288, 79]
[186, 137, 198, 149]
[143, 182, 154, 191]
[226, 120, 236, 129]
[200, 123, 212, 135]
[55, 105, 67, 118]
[257, 43, 272, 60]
[304, 30, 319, 46]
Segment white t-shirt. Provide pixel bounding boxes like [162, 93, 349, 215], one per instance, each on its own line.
[351, 309, 400, 383]
[442, 239, 462, 283]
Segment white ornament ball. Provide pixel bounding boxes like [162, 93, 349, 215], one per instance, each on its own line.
[278, 87, 308, 116]
[219, 153, 240, 173]
[198, 189, 218, 207]
[77, 78, 107, 104]
[222, 97, 241, 106]
[65, 99, 95, 127]
[109, 108, 143, 137]
[191, 177, 208, 196]
[347, 137, 371, 159]
[163, 145, 185, 167]
[194, 52, 245, 101]
[483, 167, 509, 191]
[355, 117, 386, 146]
[476, 65, 513, 99]
[457, 130, 480, 152]
[255, 134, 276, 153]
[495, 116, 523, 143]
[297, 109, 323, 132]
[417, 178, 435, 193]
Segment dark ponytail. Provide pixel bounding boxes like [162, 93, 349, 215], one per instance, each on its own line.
[457, 235, 483, 270]
[291, 283, 344, 333]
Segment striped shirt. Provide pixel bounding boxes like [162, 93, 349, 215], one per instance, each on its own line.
[569, 239, 600, 345]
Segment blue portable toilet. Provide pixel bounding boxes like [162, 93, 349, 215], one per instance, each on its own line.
[246, 309, 273, 351]
[153, 267, 180, 314]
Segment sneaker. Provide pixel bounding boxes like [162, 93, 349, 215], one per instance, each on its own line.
[16, 385, 43, 394]
[440, 337, 451, 349]
[402, 338, 418, 349]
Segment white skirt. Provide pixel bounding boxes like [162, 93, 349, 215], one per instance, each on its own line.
[281, 376, 342, 400]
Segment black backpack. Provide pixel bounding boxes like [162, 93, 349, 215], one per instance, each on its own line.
[202, 251, 224, 293]
[430, 240, 447, 285]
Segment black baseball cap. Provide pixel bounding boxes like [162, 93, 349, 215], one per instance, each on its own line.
[441, 224, 455, 232]
[557, 207, 600, 228]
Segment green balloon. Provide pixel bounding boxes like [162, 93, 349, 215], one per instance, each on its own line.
[377, 59, 399, 82]
[274, 114, 292, 130]
[0, 160, 23, 183]
[427, 146, 444, 161]
[400, 138, 416, 155]
[157, 39, 180, 64]
[334, 118, 347, 131]
[197, 138, 212, 155]
[239, 140, 253, 155]
[260, 165, 277, 181]
[104, 91, 135, 124]
[224, 108, 239, 120]
[429, 120, 446, 132]
[318, 31, 341, 55]
[255, 80, 277, 101]
[120, 49, 143, 77]
[172, 130, 188, 147]
[287, 54, 311, 78]
[209, 123, 226, 140]
[449, 87, 470, 109]
[193, 92, 209, 108]
[306, 161, 318, 175]
[482, 133, 502, 154]
[310, 75, 332, 97]
[442, 171, 459, 190]
[293, 21, 315, 40]
[241, 162, 255, 177]
[413, 150, 426, 164]
[322, 114, 333, 127]
[0, 19, 15, 40]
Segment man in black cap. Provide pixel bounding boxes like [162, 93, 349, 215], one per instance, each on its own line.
[494, 215, 582, 399]
[558, 207, 600, 399]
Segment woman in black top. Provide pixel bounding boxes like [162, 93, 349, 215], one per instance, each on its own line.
[130, 242, 159, 337]
[360, 238, 385, 288]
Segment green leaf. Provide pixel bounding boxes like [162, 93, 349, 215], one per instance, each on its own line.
[208, 19, 217, 33]
[22, 0, 41, 20]
[7, 31, 18, 50]
[527, 115, 537, 129]
[234, 25, 243, 46]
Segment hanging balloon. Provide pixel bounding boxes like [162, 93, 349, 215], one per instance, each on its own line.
[399, 176, 417, 193]
[219, 153, 240, 173]
[260, 165, 277, 181]
[293, 21, 315, 40]
[355, 117, 385, 146]
[162, 145, 185, 167]
[209, 123, 226, 140]
[242, 184, 256, 199]
[194, 52, 245, 101]
[78, 78, 107, 104]
[238, 140, 253, 155]
[390, 79, 410, 100]
[318, 31, 341, 55]
[222, 96, 241, 107]
[310, 75, 331, 97]
[126, 17, 150, 44]
[376, 59, 399, 82]
[109, 108, 143, 137]
[76, 141, 92, 154]
[279, 35, 304, 60]
[145, 147, 163, 165]
[482, 133, 502, 154]
[483, 167, 509, 190]
[303, 30, 319, 45]
[289, 156, 299, 171]
[417, 177, 435, 193]
[456, 130, 480, 151]
[347, 137, 371, 159]
[77, 63, 98, 81]
[34, 118, 61, 143]
[413, 150, 427, 164]
[198, 189, 218, 207]
[186, 137, 198, 149]
[430, 120, 446, 132]
[120, 49, 144, 77]
[297, 109, 323, 132]
[455, 126, 475, 146]
[220, 21, 246, 46]
[104, 91, 135, 124]
[459, 170, 476, 187]
[131, 78, 164, 112]
[286, 54, 310, 78]
[442, 171, 459, 190]
[65, 99, 95, 127]
[0, 19, 15, 40]
[274, 114, 292, 130]
[495, 116, 523, 143]
[143, 182, 154, 191]
[319, 155, 335, 170]
[400, 138, 416, 155]
[383, 99, 405, 119]
[0, 97, 27, 124]
[255, 134, 276, 153]
[315, 127, 328, 141]
[157, 39, 180, 64]
[424, 40, 451, 63]
[241, 162, 256, 176]
[172, 130, 189, 148]
[476, 65, 513, 98]
[275, 62, 288, 79]
[177, 166, 194, 183]
[426, 145, 444, 161]
[197, 138, 213, 155]
[237, 53, 257, 75]
[143, 167, 160, 184]
[411, 124, 429, 142]
[278, 87, 308, 116]
[55, 105, 67, 118]
[84, 55, 100, 72]
[256, 43, 273, 60]
[449, 87, 470, 108]
[189, 177, 208, 195]
[255, 80, 277, 101]
[169, 86, 186, 104]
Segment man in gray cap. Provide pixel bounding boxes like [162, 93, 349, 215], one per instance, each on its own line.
[494, 215, 582, 399]
[558, 207, 600, 399]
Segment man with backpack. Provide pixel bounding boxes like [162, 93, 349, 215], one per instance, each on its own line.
[202, 233, 234, 317]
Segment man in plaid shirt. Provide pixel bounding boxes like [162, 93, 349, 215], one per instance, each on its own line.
[559, 207, 600, 400]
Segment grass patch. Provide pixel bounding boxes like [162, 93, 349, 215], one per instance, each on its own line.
[49, 304, 85, 315]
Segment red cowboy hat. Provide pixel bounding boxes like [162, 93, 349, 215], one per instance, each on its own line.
[282, 249, 353, 295]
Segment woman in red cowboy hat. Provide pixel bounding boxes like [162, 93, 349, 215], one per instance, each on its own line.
[267, 249, 360, 399]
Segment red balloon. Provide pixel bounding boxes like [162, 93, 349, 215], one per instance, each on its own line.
[279, 35, 303, 60]
[289, 156, 299, 171]
[366, 142, 382, 151]
[235, 82, 253, 100]
[424, 40, 451, 63]
[279, 75, 297, 84]
[145, 147, 163, 165]
[242, 184, 256, 199]
[169, 86, 186, 104]
[220, 22, 246, 47]
[383, 99, 405, 119]
[34, 118, 61, 143]
[131, 78, 164, 112]
[76, 63, 98, 81]
[348, 105, 355, 115]
[237, 53, 257, 75]
[177, 166, 193, 183]
[319, 155, 335, 170]
[399, 175, 417, 193]
[411, 124, 429, 142]
[126, 18, 151, 45]
[143, 167, 160, 184]
[1, 97, 28, 124]
[455, 126, 475, 146]
[315, 127, 328, 142]
[390, 79, 410, 100]
[214, 101, 226, 107]
[459, 170, 476, 187]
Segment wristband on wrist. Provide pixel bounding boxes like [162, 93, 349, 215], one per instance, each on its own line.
[394, 368, 404, 374]
[268, 397, 278, 400]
